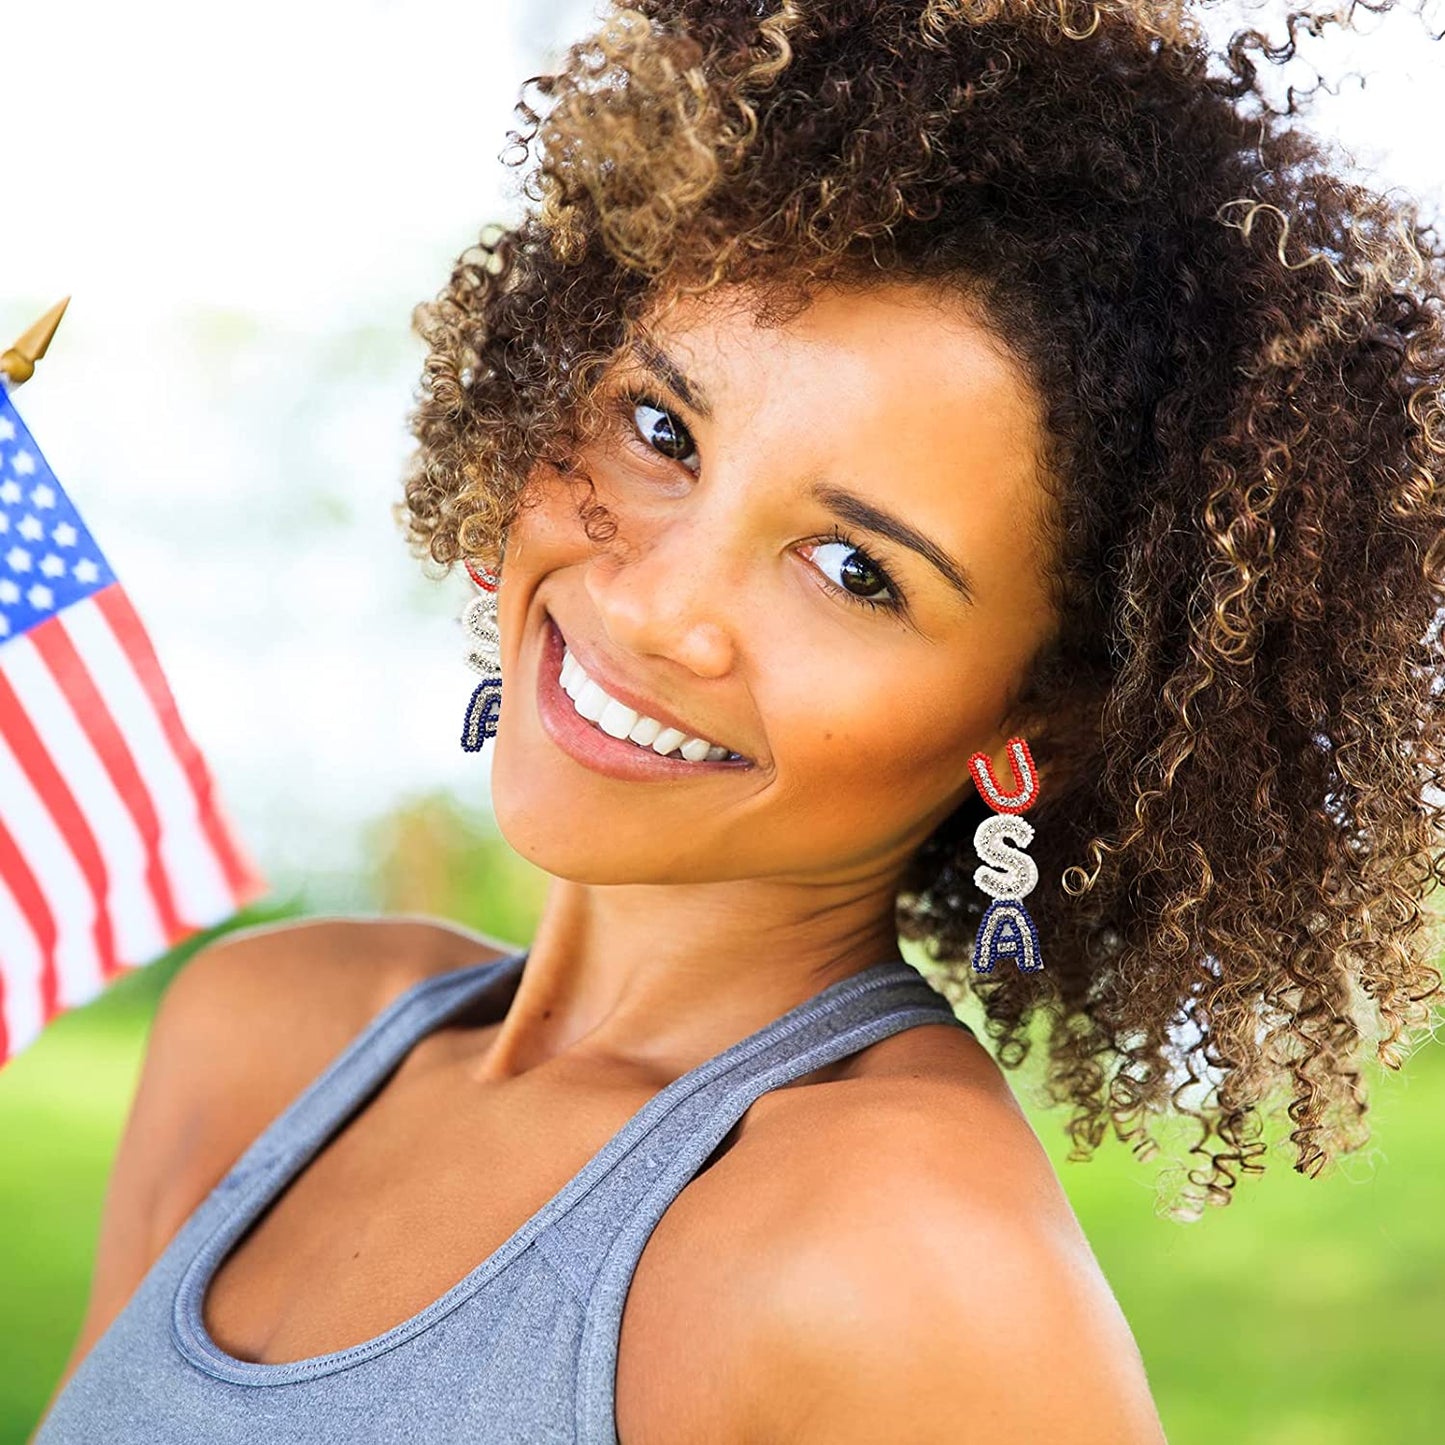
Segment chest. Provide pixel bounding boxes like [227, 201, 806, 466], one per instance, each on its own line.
[195, 1034, 804, 1441]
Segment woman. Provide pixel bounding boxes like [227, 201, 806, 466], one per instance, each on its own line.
[34, 0, 1445, 1441]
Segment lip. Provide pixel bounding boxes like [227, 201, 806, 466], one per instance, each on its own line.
[536, 613, 755, 781]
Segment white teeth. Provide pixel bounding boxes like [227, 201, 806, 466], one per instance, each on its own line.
[651, 726, 688, 756]
[573, 678, 609, 723]
[560, 645, 739, 763]
[628, 715, 663, 747]
[597, 698, 639, 740]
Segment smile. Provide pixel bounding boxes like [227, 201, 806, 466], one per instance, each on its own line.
[535, 614, 754, 780]
[561, 650, 739, 762]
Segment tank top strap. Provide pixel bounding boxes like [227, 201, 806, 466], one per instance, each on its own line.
[214, 947, 529, 1203]
[536, 959, 966, 1444]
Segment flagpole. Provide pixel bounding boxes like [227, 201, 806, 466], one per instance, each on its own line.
[0, 297, 70, 387]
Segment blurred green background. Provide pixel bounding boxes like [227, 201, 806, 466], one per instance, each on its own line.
[1, 796, 1440, 1444]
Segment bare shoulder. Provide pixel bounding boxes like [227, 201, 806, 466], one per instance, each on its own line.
[35, 913, 511, 1426]
[148, 913, 515, 1213]
[621, 1029, 1166, 1445]
[162, 914, 512, 1077]
[747, 1061, 1167, 1444]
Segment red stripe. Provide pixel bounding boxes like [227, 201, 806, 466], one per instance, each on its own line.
[0, 813, 60, 1025]
[0, 662, 121, 981]
[94, 586, 266, 907]
[29, 610, 190, 948]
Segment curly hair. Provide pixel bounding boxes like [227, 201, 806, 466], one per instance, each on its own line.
[398, 0, 1445, 1220]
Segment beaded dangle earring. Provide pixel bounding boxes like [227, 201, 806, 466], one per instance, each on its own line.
[459, 558, 503, 752]
[968, 737, 1045, 974]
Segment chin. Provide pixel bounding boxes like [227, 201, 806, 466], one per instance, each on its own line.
[483, 698, 748, 885]
[486, 748, 672, 885]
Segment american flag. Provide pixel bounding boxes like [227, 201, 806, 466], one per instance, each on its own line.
[0, 384, 267, 1066]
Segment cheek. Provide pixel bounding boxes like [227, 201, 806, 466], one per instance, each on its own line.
[763, 648, 981, 825]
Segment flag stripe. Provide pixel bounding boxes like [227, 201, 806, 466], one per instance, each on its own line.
[2, 632, 170, 967]
[96, 586, 264, 905]
[0, 662, 122, 981]
[30, 609, 190, 949]
[58, 597, 237, 928]
[0, 731, 103, 1010]
[0, 815, 58, 1030]
[0, 871, 45, 1059]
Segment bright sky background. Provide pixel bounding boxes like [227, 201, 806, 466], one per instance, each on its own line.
[1, 0, 1442, 911]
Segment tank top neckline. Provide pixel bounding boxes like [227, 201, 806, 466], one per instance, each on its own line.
[170, 947, 956, 1387]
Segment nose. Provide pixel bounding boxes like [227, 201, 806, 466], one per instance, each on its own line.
[580, 512, 739, 680]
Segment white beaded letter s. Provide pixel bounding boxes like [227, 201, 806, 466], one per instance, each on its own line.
[972, 813, 1038, 900]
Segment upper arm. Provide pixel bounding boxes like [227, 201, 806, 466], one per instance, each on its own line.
[740, 1118, 1168, 1444]
[33, 916, 449, 1428]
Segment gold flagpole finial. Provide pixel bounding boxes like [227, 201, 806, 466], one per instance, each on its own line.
[1, 296, 71, 386]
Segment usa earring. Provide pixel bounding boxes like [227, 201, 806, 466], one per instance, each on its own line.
[460, 558, 503, 752]
[968, 737, 1044, 973]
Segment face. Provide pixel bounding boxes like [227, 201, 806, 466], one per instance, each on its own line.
[486, 281, 1058, 890]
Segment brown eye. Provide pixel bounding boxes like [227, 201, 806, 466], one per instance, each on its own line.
[807, 538, 898, 607]
[838, 549, 888, 599]
[633, 400, 699, 472]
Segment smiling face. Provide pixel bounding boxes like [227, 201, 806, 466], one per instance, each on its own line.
[486, 280, 1060, 891]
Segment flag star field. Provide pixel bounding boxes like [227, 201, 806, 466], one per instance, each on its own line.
[0, 410, 117, 641]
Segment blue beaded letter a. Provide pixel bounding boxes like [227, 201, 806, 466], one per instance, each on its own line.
[967, 738, 1045, 974]
[971, 897, 1044, 974]
[461, 677, 502, 751]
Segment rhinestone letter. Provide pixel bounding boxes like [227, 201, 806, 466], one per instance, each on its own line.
[967, 736, 1045, 974]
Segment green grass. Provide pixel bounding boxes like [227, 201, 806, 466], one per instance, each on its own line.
[0, 906, 298, 1445]
[3, 895, 1441, 1443]
[1032, 1037, 1445, 1444]
[2, 1017, 151, 1435]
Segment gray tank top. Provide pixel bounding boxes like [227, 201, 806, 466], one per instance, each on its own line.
[36, 947, 971, 1444]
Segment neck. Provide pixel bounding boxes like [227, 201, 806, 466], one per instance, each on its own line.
[475, 872, 906, 1084]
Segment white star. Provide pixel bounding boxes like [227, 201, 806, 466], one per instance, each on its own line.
[40, 554, 66, 578]
[51, 521, 78, 547]
[17, 514, 43, 542]
[0, 579, 17, 603]
[12, 449, 35, 476]
[5, 546, 31, 573]
[26, 583, 54, 611]
[73, 557, 99, 584]
[0, 479, 19, 504]
[0, 416, 14, 441]
[29, 482, 57, 509]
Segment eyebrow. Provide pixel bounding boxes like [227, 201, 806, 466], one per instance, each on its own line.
[632, 340, 975, 605]
[634, 340, 713, 420]
[810, 482, 976, 605]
